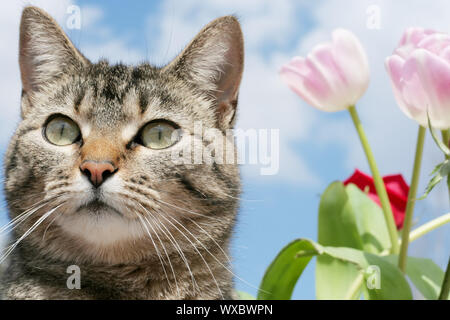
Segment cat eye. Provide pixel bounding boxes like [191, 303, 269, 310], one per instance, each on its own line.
[139, 121, 181, 150]
[44, 116, 81, 146]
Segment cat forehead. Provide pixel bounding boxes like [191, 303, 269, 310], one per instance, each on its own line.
[39, 61, 207, 127]
[82, 62, 170, 117]
[79, 63, 157, 121]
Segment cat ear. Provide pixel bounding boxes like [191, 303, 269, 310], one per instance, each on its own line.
[19, 6, 89, 94]
[165, 16, 244, 129]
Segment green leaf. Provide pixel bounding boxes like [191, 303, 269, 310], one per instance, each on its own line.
[317, 182, 364, 299]
[235, 291, 256, 300]
[316, 256, 362, 299]
[321, 246, 412, 300]
[428, 113, 450, 156]
[382, 255, 446, 300]
[258, 239, 316, 300]
[346, 184, 391, 254]
[259, 239, 412, 300]
[316, 182, 392, 299]
[420, 159, 450, 199]
[318, 182, 364, 249]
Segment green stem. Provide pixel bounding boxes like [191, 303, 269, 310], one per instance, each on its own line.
[398, 126, 426, 272]
[439, 258, 450, 300]
[379, 213, 450, 257]
[345, 272, 364, 300]
[348, 106, 399, 254]
[408, 212, 450, 243]
[442, 130, 450, 151]
[442, 130, 450, 202]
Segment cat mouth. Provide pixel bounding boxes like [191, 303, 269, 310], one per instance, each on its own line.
[78, 199, 122, 216]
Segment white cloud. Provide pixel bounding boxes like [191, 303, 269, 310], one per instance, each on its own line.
[70, 5, 144, 64]
[145, 0, 320, 185]
[81, 5, 103, 28]
[81, 39, 144, 65]
[150, 0, 303, 52]
[0, 0, 73, 147]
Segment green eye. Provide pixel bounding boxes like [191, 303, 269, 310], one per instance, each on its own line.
[45, 116, 81, 146]
[140, 121, 180, 149]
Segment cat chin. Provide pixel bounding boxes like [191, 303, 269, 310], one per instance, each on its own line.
[55, 208, 146, 247]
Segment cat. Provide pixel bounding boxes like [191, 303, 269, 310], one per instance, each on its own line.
[0, 6, 243, 300]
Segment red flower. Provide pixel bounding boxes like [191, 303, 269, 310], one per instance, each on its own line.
[343, 169, 409, 229]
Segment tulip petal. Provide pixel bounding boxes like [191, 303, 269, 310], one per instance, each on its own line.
[441, 46, 450, 62]
[344, 169, 409, 229]
[395, 28, 437, 59]
[332, 29, 370, 106]
[412, 49, 450, 129]
[280, 57, 331, 110]
[385, 55, 428, 125]
[387, 28, 450, 129]
[417, 33, 450, 58]
[280, 29, 370, 112]
[399, 28, 436, 47]
[383, 174, 409, 200]
[306, 44, 351, 111]
[383, 174, 409, 229]
[401, 56, 432, 121]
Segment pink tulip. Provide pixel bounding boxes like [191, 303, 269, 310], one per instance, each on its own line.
[386, 28, 450, 129]
[280, 29, 370, 112]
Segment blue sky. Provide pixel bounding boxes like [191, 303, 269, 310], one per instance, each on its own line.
[0, 0, 449, 299]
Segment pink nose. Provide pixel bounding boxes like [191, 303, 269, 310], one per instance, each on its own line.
[80, 161, 117, 187]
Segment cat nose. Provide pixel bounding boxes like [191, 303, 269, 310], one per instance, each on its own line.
[80, 160, 117, 187]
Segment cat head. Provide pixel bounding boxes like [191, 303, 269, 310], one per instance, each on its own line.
[4, 6, 243, 264]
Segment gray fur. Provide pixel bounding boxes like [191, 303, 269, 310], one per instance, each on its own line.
[0, 6, 244, 300]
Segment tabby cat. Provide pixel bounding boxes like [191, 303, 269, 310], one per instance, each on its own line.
[0, 6, 244, 299]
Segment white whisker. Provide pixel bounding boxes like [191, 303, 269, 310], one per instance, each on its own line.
[0, 200, 51, 234]
[185, 216, 232, 265]
[42, 210, 63, 241]
[137, 203, 198, 294]
[133, 211, 172, 292]
[162, 212, 268, 296]
[0, 204, 63, 265]
[140, 212, 180, 296]
[153, 210, 224, 299]
[155, 198, 222, 222]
